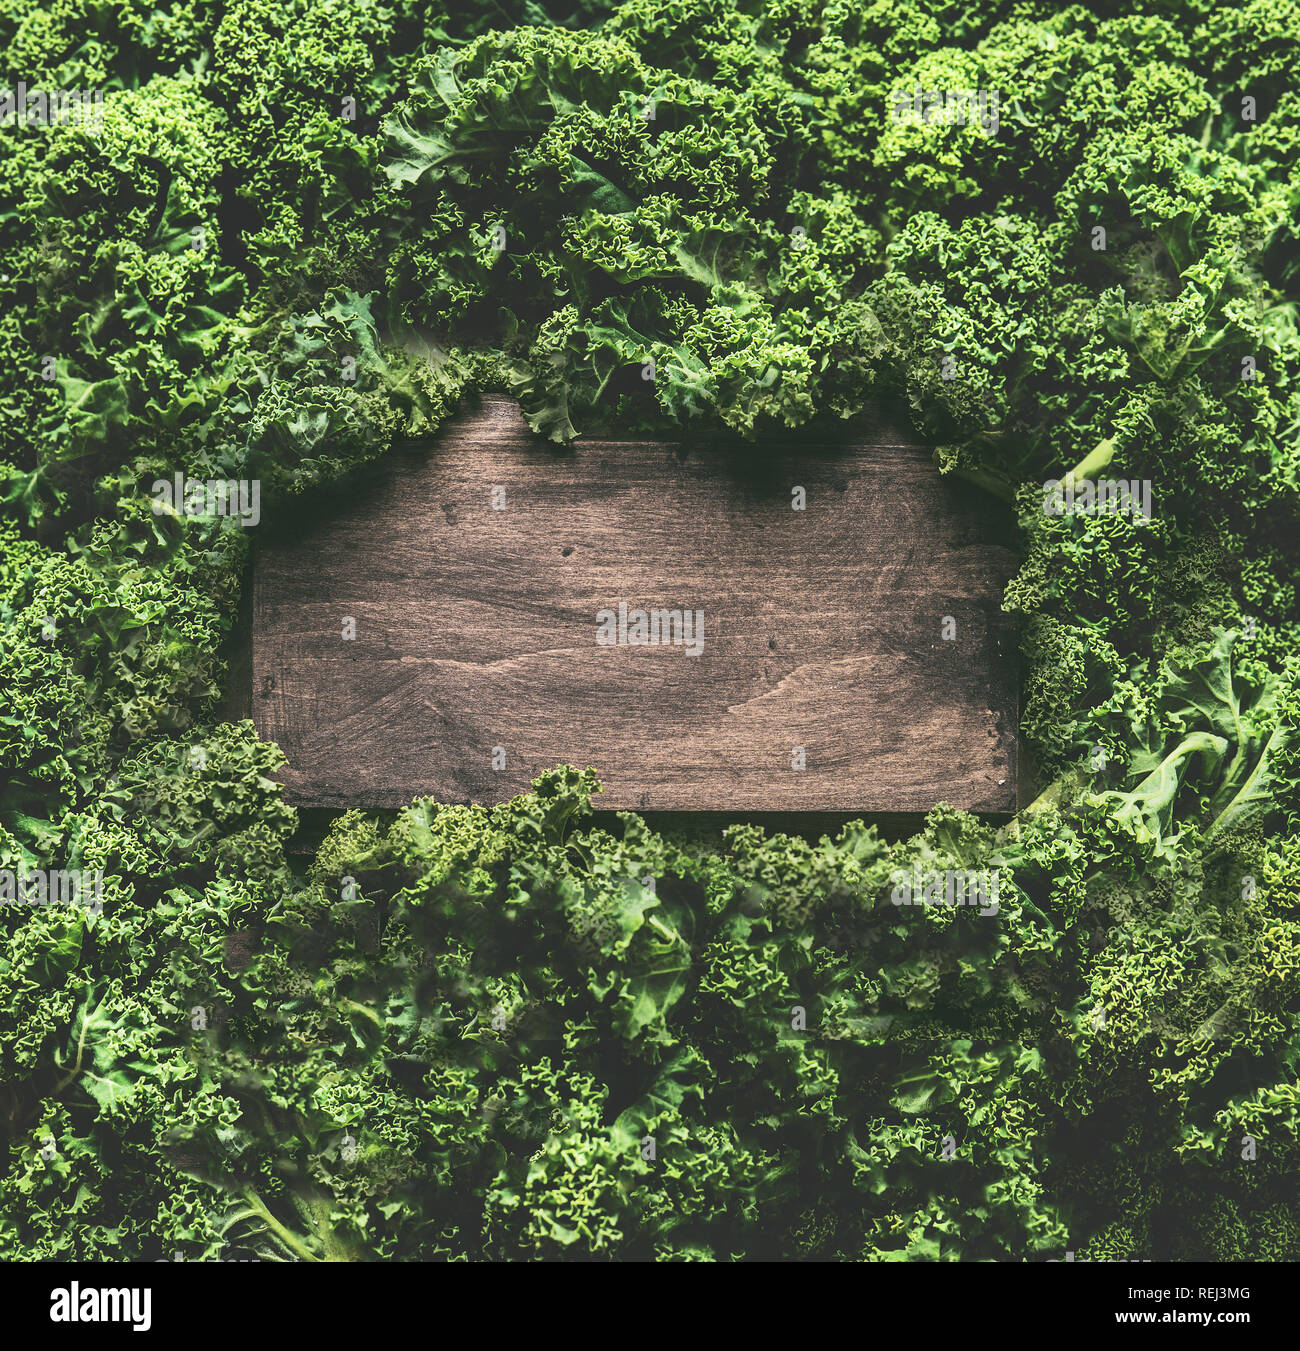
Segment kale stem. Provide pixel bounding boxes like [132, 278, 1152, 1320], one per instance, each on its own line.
[1067, 436, 1117, 483]
[53, 1000, 92, 1094]
[935, 458, 1016, 503]
[238, 1186, 321, 1263]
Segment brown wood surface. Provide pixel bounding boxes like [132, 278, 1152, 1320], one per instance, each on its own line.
[250, 395, 1017, 812]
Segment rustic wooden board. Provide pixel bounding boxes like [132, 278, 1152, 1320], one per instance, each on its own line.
[249, 396, 1017, 813]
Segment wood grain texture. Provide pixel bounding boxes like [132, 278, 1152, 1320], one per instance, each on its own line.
[251, 395, 1017, 812]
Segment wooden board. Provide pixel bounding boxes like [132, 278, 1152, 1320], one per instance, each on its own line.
[249, 396, 1017, 813]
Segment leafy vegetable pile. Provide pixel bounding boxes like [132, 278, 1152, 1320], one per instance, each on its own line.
[3, 0, 1299, 1260]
